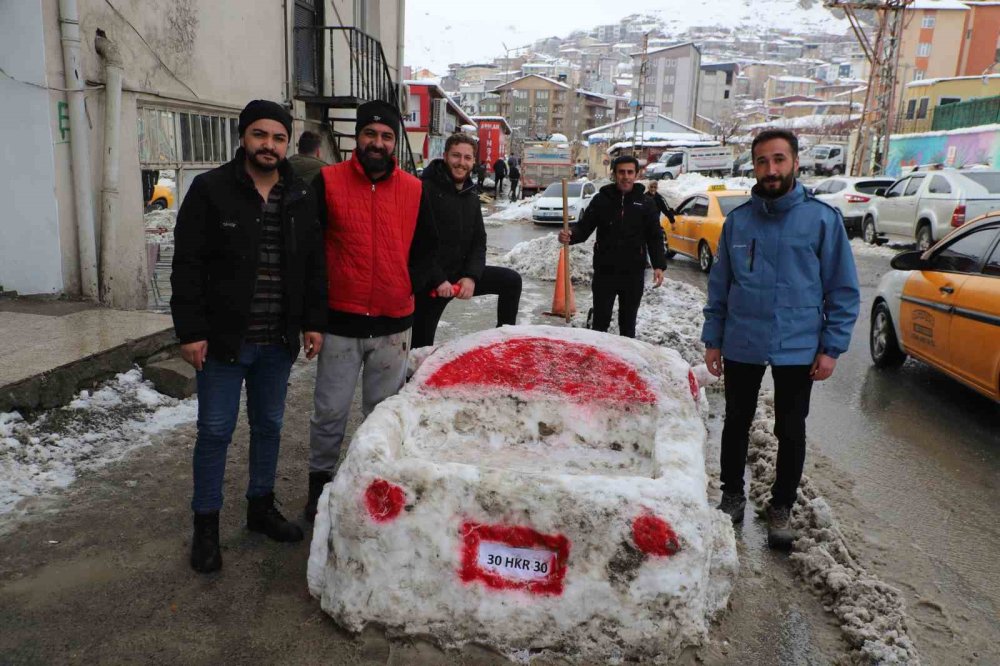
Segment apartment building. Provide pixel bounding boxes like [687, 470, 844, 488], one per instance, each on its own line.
[484, 74, 573, 140]
[765, 75, 820, 103]
[697, 62, 739, 123]
[632, 42, 701, 127]
[1, 0, 403, 306]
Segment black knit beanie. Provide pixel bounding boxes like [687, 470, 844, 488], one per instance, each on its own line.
[355, 100, 401, 138]
[238, 100, 293, 136]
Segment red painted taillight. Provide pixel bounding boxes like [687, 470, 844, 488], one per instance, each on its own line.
[951, 204, 966, 227]
[845, 194, 870, 203]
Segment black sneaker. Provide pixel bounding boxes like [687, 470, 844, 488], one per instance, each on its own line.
[247, 493, 303, 542]
[766, 504, 795, 550]
[304, 471, 333, 523]
[190, 511, 222, 573]
[717, 492, 746, 524]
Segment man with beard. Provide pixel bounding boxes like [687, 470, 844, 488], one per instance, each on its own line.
[702, 128, 859, 549]
[305, 100, 439, 520]
[558, 155, 666, 338]
[412, 133, 522, 348]
[171, 100, 327, 573]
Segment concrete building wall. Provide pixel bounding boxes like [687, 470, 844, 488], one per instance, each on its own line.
[0, 0, 64, 295]
[960, 4, 1000, 75]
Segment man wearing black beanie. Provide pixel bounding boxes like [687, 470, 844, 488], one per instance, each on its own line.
[304, 100, 444, 520]
[171, 99, 327, 573]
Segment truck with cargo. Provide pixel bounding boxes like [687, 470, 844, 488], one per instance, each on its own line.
[520, 141, 574, 195]
[645, 145, 733, 180]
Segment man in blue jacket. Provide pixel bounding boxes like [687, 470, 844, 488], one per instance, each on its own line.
[702, 128, 859, 550]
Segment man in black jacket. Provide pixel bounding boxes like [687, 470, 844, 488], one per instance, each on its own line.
[413, 134, 522, 348]
[171, 100, 327, 574]
[559, 155, 666, 338]
[492, 156, 507, 198]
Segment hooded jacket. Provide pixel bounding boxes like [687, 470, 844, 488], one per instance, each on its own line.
[170, 149, 327, 362]
[701, 181, 860, 365]
[568, 182, 667, 273]
[420, 158, 486, 286]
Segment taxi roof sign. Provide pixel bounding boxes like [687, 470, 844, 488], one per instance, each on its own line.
[708, 184, 727, 191]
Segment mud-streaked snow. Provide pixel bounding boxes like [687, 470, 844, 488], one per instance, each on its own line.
[850, 237, 914, 259]
[0, 369, 195, 520]
[747, 393, 919, 664]
[498, 233, 595, 283]
[309, 325, 737, 662]
[484, 194, 540, 223]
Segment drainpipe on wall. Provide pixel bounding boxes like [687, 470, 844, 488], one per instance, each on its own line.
[58, 0, 99, 300]
[95, 29, 123, 305]
[396, 0, 405, 105]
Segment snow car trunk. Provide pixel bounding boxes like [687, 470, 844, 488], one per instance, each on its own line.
[308, 325, 737, 661]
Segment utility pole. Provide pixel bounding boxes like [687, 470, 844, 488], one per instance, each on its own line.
[825, 0, 914, 176]
[631, 33, 649, 157]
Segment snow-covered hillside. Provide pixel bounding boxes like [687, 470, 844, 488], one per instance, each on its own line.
[651, 0, 849, 35]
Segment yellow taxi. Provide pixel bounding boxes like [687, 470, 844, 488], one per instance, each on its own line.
[661, 185, 751, 273]
[871, 213, 1000, 401]
[146, 181, 175, 211]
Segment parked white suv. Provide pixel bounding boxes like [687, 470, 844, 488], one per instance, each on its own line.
[862, 169, 1000, 249]
[811, 176, 895, 237]
[531, 180, 596, 225]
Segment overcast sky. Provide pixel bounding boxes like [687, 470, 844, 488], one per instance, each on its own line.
[404, 1, 645, 74]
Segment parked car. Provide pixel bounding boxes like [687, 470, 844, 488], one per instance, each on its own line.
[531, 180, 596, 225]
[732, 150, 752, 177]
[661, 185, 751, 272]
[145, 181, 175, 211]
[862, 169, 1000, 250]
[870, 214, 1000, 401]
[811, 176, 895, 237]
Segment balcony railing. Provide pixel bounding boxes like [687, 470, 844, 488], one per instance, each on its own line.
[293, 26, 416, 173]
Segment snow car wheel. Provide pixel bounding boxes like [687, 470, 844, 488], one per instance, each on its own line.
[698, 242, 713, 273]
[863, 217, 878, 245]
[870, 302, 906, 368]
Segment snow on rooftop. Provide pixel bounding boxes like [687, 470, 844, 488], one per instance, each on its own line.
[907, 0, 969, 9]
[773, 75, 818, 83]
[906, 73, 1000, 87]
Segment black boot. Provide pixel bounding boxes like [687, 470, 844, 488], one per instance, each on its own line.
[247, 493, 303, 542]
[190, 511, 222, 573]
[304, 471, 333, 522]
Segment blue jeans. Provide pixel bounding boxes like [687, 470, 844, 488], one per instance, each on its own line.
[191, 344, 293, 513]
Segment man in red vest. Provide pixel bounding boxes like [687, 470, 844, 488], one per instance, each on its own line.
[305, 100, 442, 520]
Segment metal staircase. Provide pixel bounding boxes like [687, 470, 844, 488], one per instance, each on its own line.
[294, 26, 418, 173]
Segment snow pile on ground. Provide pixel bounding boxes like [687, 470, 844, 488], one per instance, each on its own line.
[309, 325, 737, 662]
[656, 174, 755, 207]
[0, 368, 196, 520]
[570, 278, 707, 367]
[484, 194, 540, 223]
[144, 209, 178, 242]
[498, 234, 594, 283]
[850, 238, 913, 259]
[746, 394, 920, 664]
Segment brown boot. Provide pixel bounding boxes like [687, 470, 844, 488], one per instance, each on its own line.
[766, 504, 795, 550]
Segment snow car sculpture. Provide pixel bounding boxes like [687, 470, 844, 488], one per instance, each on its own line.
[308, 325, 737, 661]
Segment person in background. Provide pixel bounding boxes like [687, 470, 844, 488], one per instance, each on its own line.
[492, 156, 507, 198]
[558, 155, 665, 338]
[287, 130, 328, 185]
[702, 127, 859, 549]
[645, 179, 675, 224]
[413, 133, 522, 348]
[305, 100, 440, 521]
[508, 162, 521, 201]
[171, 99, 327, 574]
[475, 161, 488, 194]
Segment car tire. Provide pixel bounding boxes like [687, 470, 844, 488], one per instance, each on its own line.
[148, 199, 167, 211]
[870, 301, 906, 368]
[660, 173, 673, 180]
[698, 241, 713, 273]
[832, 165, 844, 175]
[863, 216, 878, 245]
[916, 223, 933, 251]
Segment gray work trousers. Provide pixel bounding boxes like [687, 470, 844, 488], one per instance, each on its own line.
[308, 330, 410, 473]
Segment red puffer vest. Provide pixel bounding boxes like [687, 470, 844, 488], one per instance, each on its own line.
[321, 155, 422, 318]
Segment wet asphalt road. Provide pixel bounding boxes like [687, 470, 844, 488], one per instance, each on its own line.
[476, 213, 1000, 662]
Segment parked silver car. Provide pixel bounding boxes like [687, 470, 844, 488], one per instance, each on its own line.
[862, 169, 1000, 250]
[812, 176, 895, 237]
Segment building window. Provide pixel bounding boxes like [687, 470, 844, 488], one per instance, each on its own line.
[921, 16, 935, 29]
[905, 99, 917, 119]
[916, 97, 929, 119]
[139, 105, 240, 167]
[513, 90, 528, 99]
[724, 90, 730, 99]
[917, 42, 932, 57]
[939, 97, 961, 106]
[913, 69, 926, 81]
[535, 90, 550, 99]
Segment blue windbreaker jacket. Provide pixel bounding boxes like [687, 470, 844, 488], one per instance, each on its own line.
[701, 181, 860, 366]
